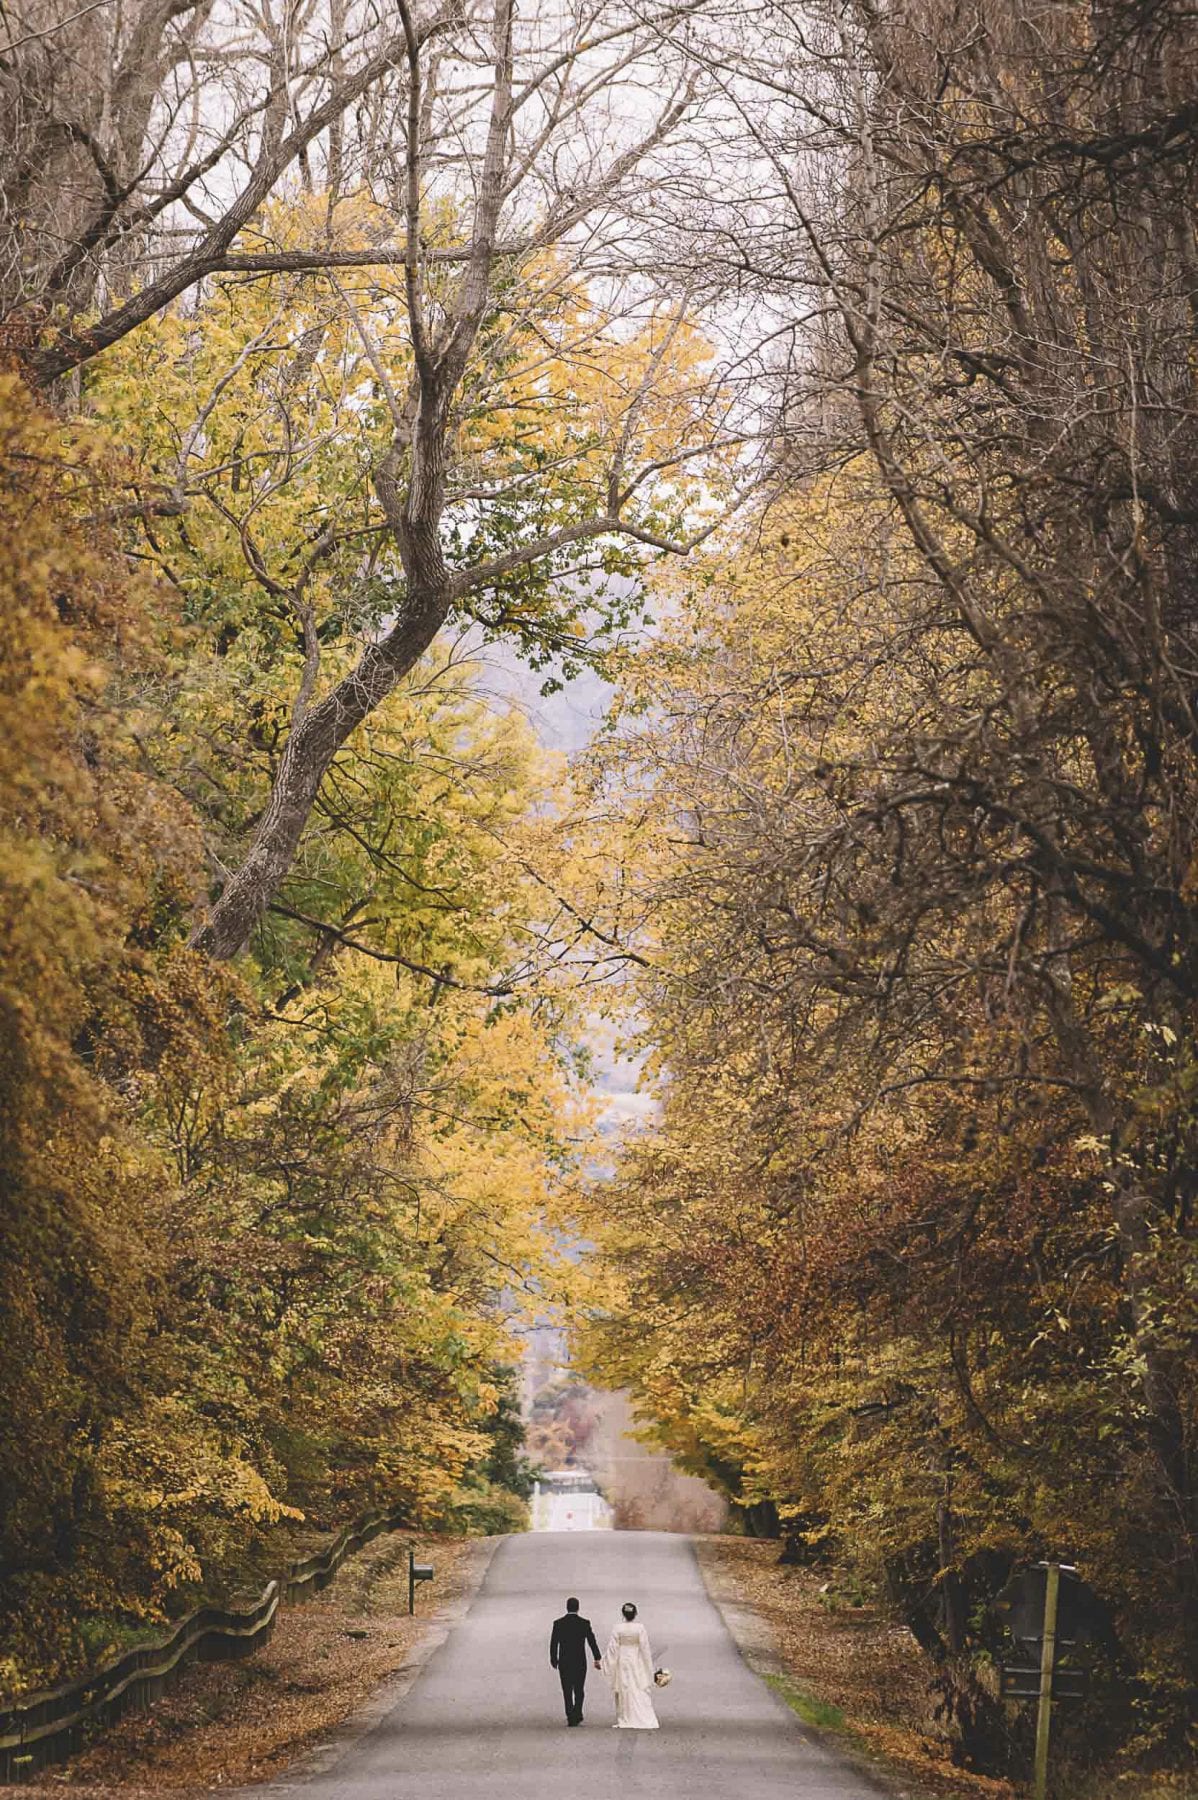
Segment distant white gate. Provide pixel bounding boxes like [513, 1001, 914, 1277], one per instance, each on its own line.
[531, 1469, 613, 1531]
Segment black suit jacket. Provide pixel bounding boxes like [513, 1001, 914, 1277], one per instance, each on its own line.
[550, 1612, 601, 1669]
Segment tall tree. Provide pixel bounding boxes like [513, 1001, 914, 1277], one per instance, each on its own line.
[2, 0, 743, 957]
[715, 0, 1198, 1682]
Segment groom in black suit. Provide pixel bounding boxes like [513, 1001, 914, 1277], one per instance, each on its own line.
[549, 1596, 601, 1725]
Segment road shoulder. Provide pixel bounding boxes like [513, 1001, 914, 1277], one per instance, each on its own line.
[0, 1533, 502, 1800]
[692, 1535, 1014, 1800]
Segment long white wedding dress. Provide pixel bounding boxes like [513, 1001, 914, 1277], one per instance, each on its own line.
[601, 1622, 660, 1729]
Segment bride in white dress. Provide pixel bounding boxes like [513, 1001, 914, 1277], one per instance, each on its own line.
[601, 1602, 659, 1729]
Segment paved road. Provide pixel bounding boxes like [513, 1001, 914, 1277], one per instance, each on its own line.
[256, 1531, 879, 1799]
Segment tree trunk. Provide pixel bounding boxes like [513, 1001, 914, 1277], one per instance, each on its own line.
[189, 588, 447, 961]
[937, 1492, 966, 1657]
[884, 1552, 945, 1659]
[742, 1498, 780, 1539]
[187, 0, 526, 965]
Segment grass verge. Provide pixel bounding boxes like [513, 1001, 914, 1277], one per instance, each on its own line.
[766, 1673, 847, 1732]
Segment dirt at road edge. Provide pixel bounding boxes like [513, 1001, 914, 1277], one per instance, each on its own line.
[0, 1533, 499, 1800]
[692, 1534, 1013, 1800]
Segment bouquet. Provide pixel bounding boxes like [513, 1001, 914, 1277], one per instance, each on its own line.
[653, 1668, 672, 1688]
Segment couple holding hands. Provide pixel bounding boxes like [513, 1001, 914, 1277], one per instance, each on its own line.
[549, 1597, 669, 1730]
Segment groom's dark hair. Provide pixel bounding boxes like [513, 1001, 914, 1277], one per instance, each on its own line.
[566, 1597, 580, 1612]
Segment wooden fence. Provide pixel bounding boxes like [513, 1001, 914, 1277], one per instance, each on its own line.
[0, 1505, 408, 1783]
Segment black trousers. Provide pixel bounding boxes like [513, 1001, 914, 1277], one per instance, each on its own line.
[558, 1661, 587, 1721]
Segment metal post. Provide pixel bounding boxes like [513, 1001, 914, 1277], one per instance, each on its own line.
[1033, 1563, 1060, 1800]
[408, 1547, 415, 1617]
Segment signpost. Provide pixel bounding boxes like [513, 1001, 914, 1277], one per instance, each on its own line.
[408, 1547, 434, 1615]
[1032, 1562, 1060, 1800]
[994, 1562, 1100, 1800]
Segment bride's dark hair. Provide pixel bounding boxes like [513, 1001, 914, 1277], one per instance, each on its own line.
[621, 1602, 637, 1620]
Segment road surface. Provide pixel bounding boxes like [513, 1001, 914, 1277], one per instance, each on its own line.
[250, 1530, 880, 1799]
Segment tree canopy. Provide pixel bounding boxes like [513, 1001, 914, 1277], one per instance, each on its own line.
[2, 0, 1197, 1781]
[570, 0, 1198, 1771]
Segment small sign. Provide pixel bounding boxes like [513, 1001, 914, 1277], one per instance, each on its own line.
[999, 1663, 1089, 1702]
[407, 1549, 435, 1615]
[994, 1564, 1104, 1653]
